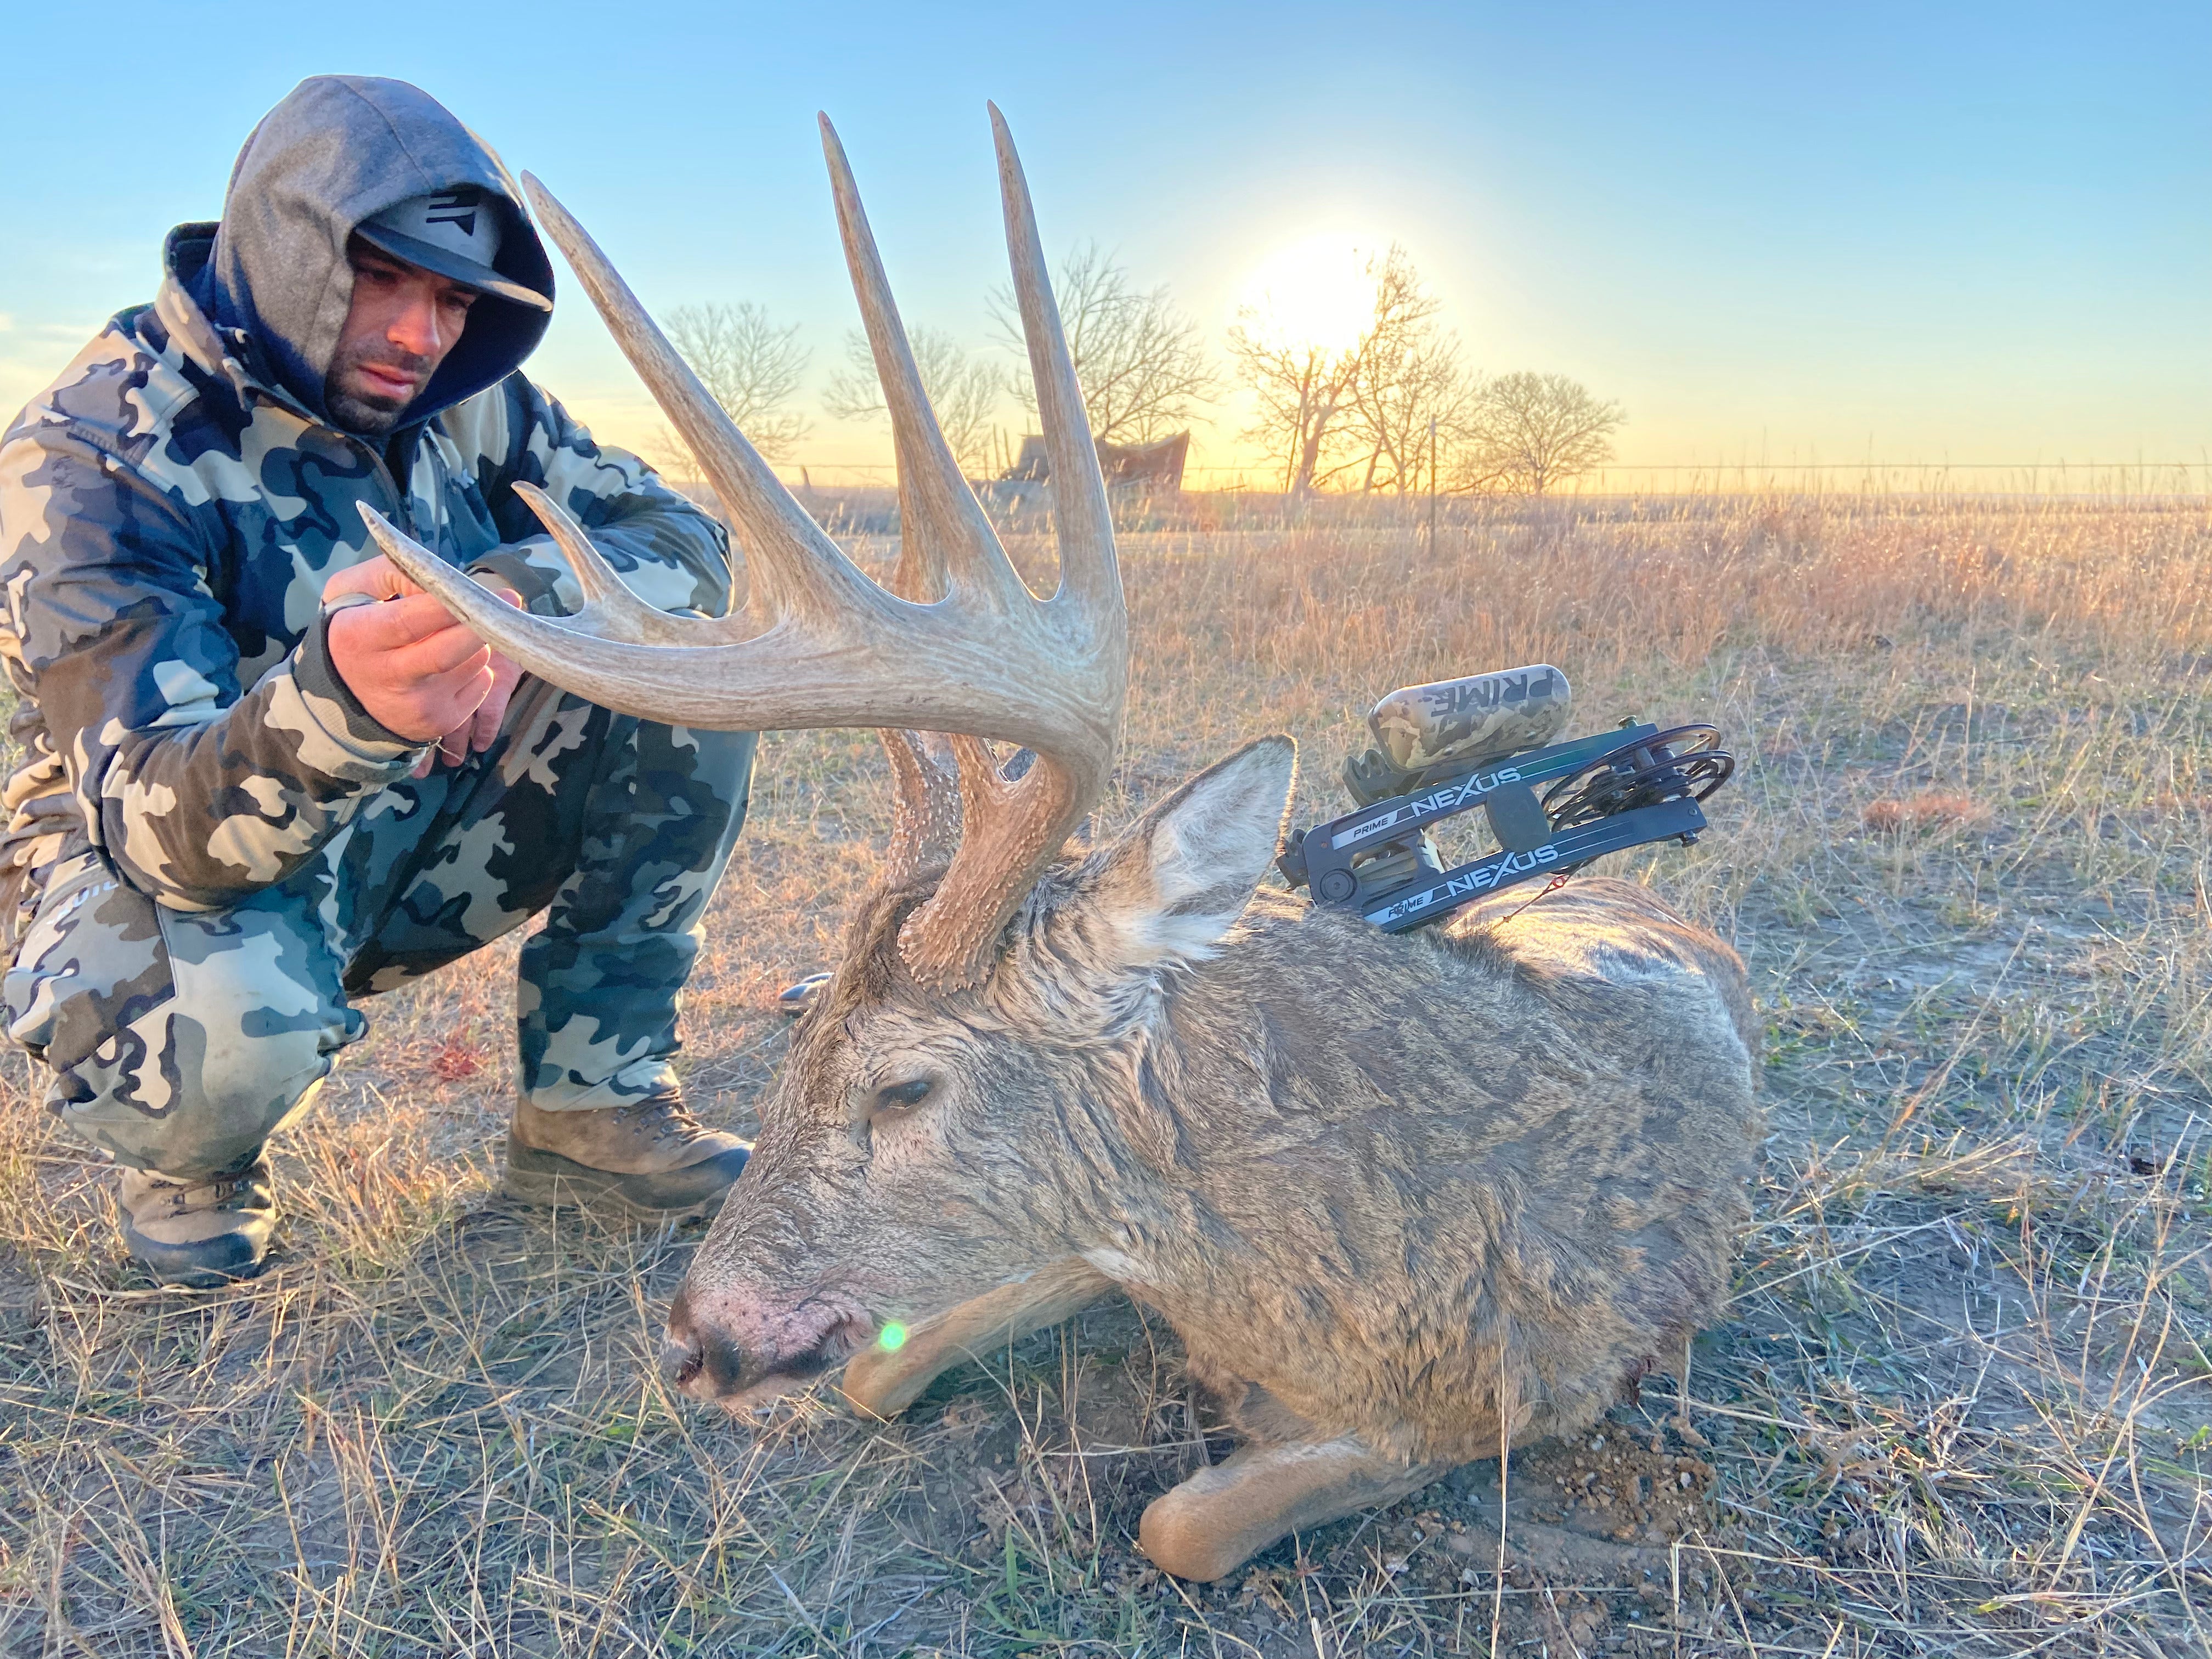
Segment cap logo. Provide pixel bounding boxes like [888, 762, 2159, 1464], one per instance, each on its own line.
[354, 183, 552, 311]
[422, 189, 480, 237]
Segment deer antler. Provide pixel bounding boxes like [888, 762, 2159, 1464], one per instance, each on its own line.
[357, 107, 1125, 989]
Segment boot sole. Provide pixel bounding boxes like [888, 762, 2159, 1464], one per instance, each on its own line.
[121, 1222, 272, 1290]
[501, 1138, 749, 1221]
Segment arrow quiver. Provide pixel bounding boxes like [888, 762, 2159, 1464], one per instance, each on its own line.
[1277, 665, 1734, 933]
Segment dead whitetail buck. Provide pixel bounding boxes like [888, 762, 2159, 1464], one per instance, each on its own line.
[364, 109, 1762, 1583]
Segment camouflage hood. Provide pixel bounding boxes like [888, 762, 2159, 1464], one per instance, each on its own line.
[194, 75, 555, 424]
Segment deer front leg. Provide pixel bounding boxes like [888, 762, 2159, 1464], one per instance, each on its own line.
[839, 1257, 1115, 1418]
[1139, 1436, 1456, 1582]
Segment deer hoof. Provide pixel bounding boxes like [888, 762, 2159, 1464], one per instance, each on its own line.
[1138, 1488, 1252, 1583]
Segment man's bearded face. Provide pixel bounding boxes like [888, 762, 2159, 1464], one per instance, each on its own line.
[324, 238, 479, 436]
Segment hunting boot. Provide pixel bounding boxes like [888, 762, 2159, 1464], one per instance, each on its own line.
[505, 1092, 751, 1219]
[116, 1156, 279, 1289]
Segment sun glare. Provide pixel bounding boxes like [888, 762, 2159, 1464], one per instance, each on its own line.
[1238, 234, 1380, 355]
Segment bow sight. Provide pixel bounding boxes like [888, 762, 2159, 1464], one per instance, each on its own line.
[1277, 665, 1734, 933]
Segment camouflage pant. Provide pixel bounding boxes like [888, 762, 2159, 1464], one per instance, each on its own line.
[2, 678, 753, 1177]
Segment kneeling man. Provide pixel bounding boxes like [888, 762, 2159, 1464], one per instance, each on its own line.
[0, 76, 754, 1286]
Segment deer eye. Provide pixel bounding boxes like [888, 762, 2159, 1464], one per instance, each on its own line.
[869, 1077, 935, 1119]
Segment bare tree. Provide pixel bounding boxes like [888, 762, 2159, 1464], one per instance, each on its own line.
[989, 242, 1214, 444]
[662, 302, 810, 465]
[1341, 253, 1470, 495]
[824, 326, 1003, 478]
[1227, 243, 1445, 495]
[1457, 372, 1624, 494]
[1224, 330, 1358, 495]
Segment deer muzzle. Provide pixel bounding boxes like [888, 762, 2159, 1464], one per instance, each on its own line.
[662, 1282, 862, 1412]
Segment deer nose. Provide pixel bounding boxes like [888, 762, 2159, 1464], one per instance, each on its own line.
[661, 1332, 707, 1394]
[664, 1285, 744, 1400]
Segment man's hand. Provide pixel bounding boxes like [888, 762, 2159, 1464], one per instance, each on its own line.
[323, 556, 524, 771]
[431, 633, 524, 774]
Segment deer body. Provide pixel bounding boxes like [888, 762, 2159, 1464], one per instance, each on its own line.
[363, 114, 1759, 1582]
[667, 748, 1759, 1581]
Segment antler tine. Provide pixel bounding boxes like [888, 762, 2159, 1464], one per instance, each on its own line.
[880, 730, 964, 886]
[507, 483, 704, 644]
[989, 104, 1119, 622]
[518, 173, 883, 630]
[360, 503, 763, 668]
[818, 117, 1029, 616]
[876, 479, 961, 885]
[514, 482, 623, 605]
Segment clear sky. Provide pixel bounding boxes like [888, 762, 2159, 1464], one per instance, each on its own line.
[2, 1, 2204, 480]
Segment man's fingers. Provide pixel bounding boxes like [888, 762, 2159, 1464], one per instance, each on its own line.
[321, 553, 425, 605]
[386, 624, 494, 682]
[467, 672, 517, 753]
[444, 665, 500, 767]
[335, 591, 478, 652]
[413, 655, 497, 712]
[467, 640, 525, 755]
[331, 579, 523, 656]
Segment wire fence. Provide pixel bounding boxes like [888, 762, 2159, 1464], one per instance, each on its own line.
[759, 456, 2211, 501]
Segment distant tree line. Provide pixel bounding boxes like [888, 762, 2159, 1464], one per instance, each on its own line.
[665, 244, 1622, 494]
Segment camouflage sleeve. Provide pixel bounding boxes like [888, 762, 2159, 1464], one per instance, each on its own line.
[0, 425, 422, 912]
[459, 375, 733, 620]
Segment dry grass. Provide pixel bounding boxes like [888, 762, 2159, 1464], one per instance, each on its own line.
[1, 493, 2208, 1656]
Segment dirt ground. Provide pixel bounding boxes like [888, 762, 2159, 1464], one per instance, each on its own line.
[1, 492, 2208, 1656]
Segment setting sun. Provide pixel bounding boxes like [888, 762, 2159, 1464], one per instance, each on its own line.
[1236, 233, 1380, 354]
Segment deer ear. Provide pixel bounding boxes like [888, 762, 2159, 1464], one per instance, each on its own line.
[1065, 736, 1299, 972]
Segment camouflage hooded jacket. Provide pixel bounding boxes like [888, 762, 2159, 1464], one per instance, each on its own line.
[0, 77, 731, 918]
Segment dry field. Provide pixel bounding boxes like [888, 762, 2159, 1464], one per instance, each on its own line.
[1, 493, 2208, 1657]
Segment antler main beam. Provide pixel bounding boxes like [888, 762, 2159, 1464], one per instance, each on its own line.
[360, 108, 1125, 988]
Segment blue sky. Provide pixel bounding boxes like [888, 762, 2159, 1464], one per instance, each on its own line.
[2, 1, 2204, 478]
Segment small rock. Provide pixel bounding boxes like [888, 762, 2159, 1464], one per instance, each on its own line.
[1446, 1532, 1481, 1556]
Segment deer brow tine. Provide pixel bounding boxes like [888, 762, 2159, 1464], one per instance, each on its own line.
[507, 482, 723, 645]
[360, 504, 742, 653]
[514, 481, 631, 607]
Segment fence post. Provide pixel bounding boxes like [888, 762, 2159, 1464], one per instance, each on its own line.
[1426, 416, 1438, 556]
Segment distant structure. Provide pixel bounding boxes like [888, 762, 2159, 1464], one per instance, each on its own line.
[1004, 431, 1190, 491]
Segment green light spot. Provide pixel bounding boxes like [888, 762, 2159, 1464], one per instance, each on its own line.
[878, 1322, 909, 1352]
